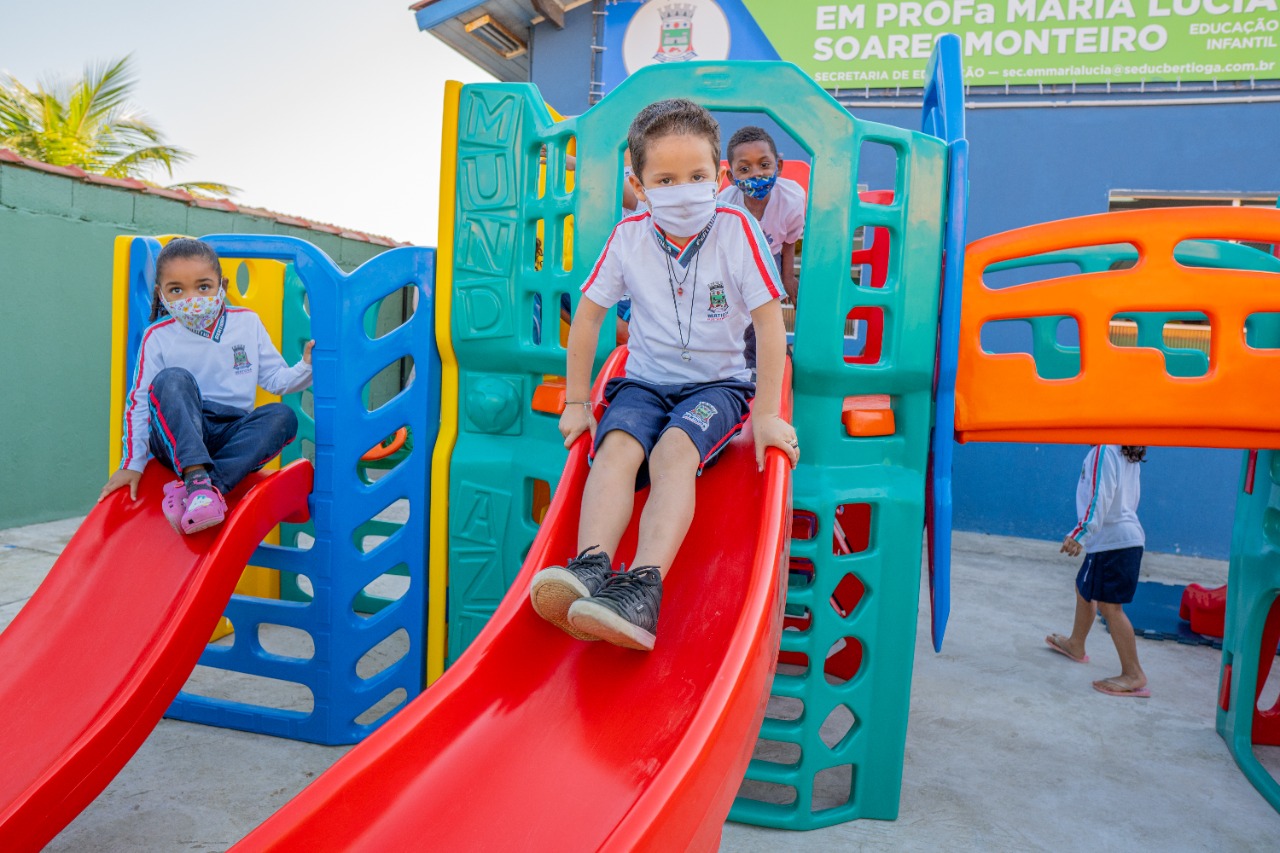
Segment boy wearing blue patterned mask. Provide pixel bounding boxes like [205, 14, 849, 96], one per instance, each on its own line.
[718, 126, 807, 306]
[528, 99, 799, 651]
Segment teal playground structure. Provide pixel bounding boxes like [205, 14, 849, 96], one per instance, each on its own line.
[441, 37, 969, 826]
[6, 36, 1280, 852]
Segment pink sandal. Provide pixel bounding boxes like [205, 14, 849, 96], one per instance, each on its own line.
[181, 481, 227, 534]
[161, 480, 188, 533]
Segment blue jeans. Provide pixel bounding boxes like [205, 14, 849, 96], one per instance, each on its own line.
[147, 367, 298, 493]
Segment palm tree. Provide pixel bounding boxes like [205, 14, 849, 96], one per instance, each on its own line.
[0, 55, 235, 197]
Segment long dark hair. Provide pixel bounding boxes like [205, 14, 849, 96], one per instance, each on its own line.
[149, 238, 224, 321]
[1120, 446, 1147, 463]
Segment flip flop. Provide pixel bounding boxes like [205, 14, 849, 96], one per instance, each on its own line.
[1093, 679, 1151, 698]
[1045, 634, 1089, 664]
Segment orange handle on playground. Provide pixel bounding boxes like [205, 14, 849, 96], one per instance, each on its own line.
[360, 427, 408, 462]
[955, 206, 1280, 449]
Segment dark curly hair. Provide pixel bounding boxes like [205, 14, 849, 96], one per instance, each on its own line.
[150, 238, 224, 321]
[627, 98, 720, 182]
[1120, 446, 1147, 463]
[726, 125, 779, 164]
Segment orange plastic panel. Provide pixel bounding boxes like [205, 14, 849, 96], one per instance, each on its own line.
[360, 427, 408, 462]
[843, 394, 894, 436]
[531, 478, 552, 525]
[956, 207, 1280, 449]
[532, 377, 567, 414]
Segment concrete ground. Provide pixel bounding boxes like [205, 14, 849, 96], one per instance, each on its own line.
[1, 519, 1277, 852]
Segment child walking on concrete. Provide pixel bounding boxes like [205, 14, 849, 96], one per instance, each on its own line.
[528, 98, 799, 651]
[1046, 444, 1150, 697]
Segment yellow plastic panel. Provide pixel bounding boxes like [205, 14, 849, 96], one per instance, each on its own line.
[427, 80, 464, 684]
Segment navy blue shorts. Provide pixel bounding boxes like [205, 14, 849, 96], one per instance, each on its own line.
[1076, 546, 1143, 604]
[593, 377, 753, 489]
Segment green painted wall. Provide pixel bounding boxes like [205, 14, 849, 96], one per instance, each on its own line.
[0, 161, 396, 530]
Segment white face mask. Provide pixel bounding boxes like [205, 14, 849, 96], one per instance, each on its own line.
[163, 291, 226, 333]
[643, 182, 717, 237]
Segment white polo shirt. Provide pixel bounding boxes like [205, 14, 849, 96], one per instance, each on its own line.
[717, 176, 807, 263]
[121, 307, 312, 472]
[581, 206, 782, 385]
[1069, 445, 1145, 553]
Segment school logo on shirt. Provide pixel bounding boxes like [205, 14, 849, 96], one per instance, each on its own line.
[682, 400, 718, 431]
[231, 344, 253, 375]
[706, 281, 729, 321]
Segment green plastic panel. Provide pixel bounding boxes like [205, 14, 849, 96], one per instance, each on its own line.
[1218, 448, 1280, 811]
[730, 90, 946, 825]
[446, 61, 947, 827]
[1217, 292, 1280, 811]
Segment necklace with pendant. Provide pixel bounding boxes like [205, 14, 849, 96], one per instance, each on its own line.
[667, 252, 694, 297]
[665, 251, 699, 361]
[656, 217, 714, 297]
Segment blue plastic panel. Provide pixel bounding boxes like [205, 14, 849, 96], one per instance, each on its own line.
[122, 235, 442, 745]
[922, 33, 969, 652]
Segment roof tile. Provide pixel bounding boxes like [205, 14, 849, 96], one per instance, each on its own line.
[141, 185, 194, 202]
[192, 197, 239, 212]
[82, 173, 149, 190]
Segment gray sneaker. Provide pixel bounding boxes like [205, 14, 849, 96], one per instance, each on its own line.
[568, 566, 663, 651]
[530, 547, 614, 640]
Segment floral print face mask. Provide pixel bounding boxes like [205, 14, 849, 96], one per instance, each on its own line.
[163, 290, 225, 333]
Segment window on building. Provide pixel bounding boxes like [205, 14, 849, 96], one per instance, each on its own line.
[1109, 191, 1278, 257]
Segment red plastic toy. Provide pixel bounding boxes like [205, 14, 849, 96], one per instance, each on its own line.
[1180, 583, 1227, 638]
[233, 351, 794, 852]
[0, 461, 312, 852]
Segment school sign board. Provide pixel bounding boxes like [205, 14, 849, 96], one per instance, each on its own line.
[601, 0, 1280, 89]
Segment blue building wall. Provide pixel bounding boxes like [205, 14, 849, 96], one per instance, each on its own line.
[529, 8, 597, 116]
[526, 18, 1278, 556]
[849, 99, 1277, 558]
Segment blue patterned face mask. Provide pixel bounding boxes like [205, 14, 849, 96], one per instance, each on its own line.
[733, 171, 778, 200]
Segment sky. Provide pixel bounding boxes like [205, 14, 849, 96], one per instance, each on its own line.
[0, 0, 497, 245]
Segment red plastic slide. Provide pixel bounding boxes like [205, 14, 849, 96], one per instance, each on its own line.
[235, 352, 793, 852]
[0, 460, 312, 853]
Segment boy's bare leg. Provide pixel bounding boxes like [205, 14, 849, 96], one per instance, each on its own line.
[630, 429, 700, 579]
[577, 431, 646, 560]
[1095, 602, 1148, 691]
[1048, 591, 1094, 660]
